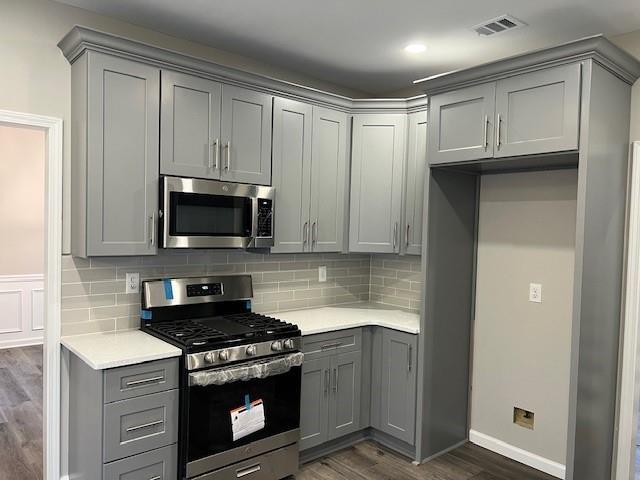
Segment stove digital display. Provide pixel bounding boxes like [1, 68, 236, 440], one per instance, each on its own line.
[186, 283, 223, 297]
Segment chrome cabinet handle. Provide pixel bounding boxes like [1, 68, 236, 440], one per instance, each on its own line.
[237, 464, 261, 478]
[212, 138, 220, 169]
[324, 369, 329, 396]
[149, 476, 161, 480]
[333, 368, 338, 393]
[224, 141, 231, 170]
[496, 113, 501, 149]
[149, 214, 155, 246]
[483, 115, 489, 150]
[406, 224, 410, 248]
[393, 222, 398, 250]
[125, 375, 164, 388]
[312, 219, 318, 247]
[126, 419, 164, 433]
[408, 345, 413, 372]
[303, 221, 309, 247]
[321, 342, 342, 350]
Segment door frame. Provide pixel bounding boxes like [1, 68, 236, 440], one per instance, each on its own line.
[615, 141, 640, 480]
[0, 109, 63, 480]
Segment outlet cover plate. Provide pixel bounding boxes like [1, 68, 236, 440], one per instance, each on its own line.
[318, 266, 327, 283]
[529, 283, 542, 303]
[126, 272, 140, 294]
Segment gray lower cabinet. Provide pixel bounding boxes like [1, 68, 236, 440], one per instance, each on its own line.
[160, 70, 222, 179]
[67, 352, 179, 480]
[71, 51, 159, 257]
[300, 330, 362, 450]
[402, 111, 428, 255]
[220, 84, 273, 185]
[349, 114, 407, 253]
[375, 329, 418, 444]
[428, 83, 496, 165]
[494, 63, 581, 157]
[272, 98, 348, 253]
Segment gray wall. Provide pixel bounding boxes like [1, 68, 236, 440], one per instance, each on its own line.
[470, 170, 577, 465]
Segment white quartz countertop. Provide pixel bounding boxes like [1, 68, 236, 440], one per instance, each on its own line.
[61, 330, 182, 370]
[275, 303, 420, 335]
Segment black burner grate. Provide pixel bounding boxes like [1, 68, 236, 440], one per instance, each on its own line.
[223, 312, 297, 333]
[146, 321, 227, 347]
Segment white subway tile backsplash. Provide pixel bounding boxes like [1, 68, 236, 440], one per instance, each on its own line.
[60, 250, 421, 336]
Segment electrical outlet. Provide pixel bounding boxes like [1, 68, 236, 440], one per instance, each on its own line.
[126, 272, 140, 294]
[318, 266, 327, 283]
[529, 283, 542, 303]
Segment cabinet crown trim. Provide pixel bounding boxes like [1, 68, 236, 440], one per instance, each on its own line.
[58, 26, 428, 114]
[415, 34, 640, 95]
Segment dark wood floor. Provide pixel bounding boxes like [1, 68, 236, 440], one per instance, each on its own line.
[296, 440, 556, 480]
[0, 345, 43, 480]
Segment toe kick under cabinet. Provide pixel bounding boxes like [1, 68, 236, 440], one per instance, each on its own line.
[67, 353, 180, 480]
[299, 327, 418, 452]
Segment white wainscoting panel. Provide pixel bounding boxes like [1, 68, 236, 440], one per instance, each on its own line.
[0, 274, 44, 348]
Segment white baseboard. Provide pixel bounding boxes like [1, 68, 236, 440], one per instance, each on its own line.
[469, 429, 566, 479]
[0, 338, 43, 350]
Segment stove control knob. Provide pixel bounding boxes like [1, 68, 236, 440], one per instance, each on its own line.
[283, 339, 295, 350]
[271, 340, 283, 352]
[246, 345, 257, 356]
[203, 352, 216, 364]
[218, 350, 229, 361]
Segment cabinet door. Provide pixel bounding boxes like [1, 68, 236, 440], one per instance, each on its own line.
[300, 357, 330, 450]
[271, 98, 313, 253]
[160, 70, 222, 179]
[87, 53, 159, 256]
[309, 107, 349, 252]
[494, 63, 581, 158]
[379, 330, 417, 444]
[349, 114, 406, 253]
[328, 351, 362, 441]
[403, 111, 427, 255]
[220, 85, 273, 185]
[428, 83, 495, 164]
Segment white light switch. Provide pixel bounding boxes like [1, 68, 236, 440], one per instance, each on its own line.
[126, 272, 140, 294]
[318, 266, 327, 283]
[529, 283, 542, 303]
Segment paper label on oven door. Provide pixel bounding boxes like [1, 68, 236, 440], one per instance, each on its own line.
[230, 399, 265, 441]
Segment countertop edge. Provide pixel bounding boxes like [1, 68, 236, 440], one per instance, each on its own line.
[300, 320, 420, 336]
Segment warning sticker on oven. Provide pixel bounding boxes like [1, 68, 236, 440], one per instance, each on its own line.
[230, 398, 265, 441]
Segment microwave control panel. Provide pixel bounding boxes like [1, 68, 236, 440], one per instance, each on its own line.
[257, 199, 273, 238]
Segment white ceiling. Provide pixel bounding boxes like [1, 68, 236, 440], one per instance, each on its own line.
[55, 0, 640, 96]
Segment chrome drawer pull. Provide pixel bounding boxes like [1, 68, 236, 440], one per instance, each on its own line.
[320, 342, 342, 350]
[237, 464, 261, 477]
[125, 419, 164, 433]
[149, 476, 161, 480]
[125, 375, 164, 388]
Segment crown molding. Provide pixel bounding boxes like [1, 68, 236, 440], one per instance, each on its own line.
[414, 34, 640, 96]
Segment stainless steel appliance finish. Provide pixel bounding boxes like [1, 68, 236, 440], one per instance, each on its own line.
[186, 337, 302, 370]
[160, 176, 275, 249]
[143, 275, 253, 309]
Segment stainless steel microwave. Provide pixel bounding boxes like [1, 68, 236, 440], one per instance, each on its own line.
[160, 176, 274, 249]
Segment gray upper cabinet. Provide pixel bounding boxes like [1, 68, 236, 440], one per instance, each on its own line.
[429, 83, 495, 165]
[160, 70, 222, 179]
[300, 357, 330, 450]
[349, 114, 406, 253]
[402, 111, 428, 255]
[309, 107, 349, 253]
[271, 98, 313, 253]
[72, 51, 160, 257]
[494, 63, 581, 157]
[378, 329, 417, 445]
[220, 85, 273, 185]
[272, 100, 348, 253]
[328, 351, 362, 440]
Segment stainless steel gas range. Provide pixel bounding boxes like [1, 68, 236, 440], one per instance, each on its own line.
[141, 275, 302, 480]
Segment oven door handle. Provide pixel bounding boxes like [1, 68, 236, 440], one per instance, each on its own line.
[188, 352, 304, 387]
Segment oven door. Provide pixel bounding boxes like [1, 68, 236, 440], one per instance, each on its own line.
[185, 353, 302, 478]
[161, 176, 273, 249]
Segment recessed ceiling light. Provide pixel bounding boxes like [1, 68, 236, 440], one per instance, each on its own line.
[404, 43, 427, 54]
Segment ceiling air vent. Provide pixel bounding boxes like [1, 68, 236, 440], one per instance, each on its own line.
[472, 15, 527, 36]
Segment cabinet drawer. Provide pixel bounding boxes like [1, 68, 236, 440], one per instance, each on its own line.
[103, 390, 178, 463]
[302, 329, 361, 359]
[104, 358, 179, 403]
[194, 443, 298, 480]
[103, 444, 177, 480]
